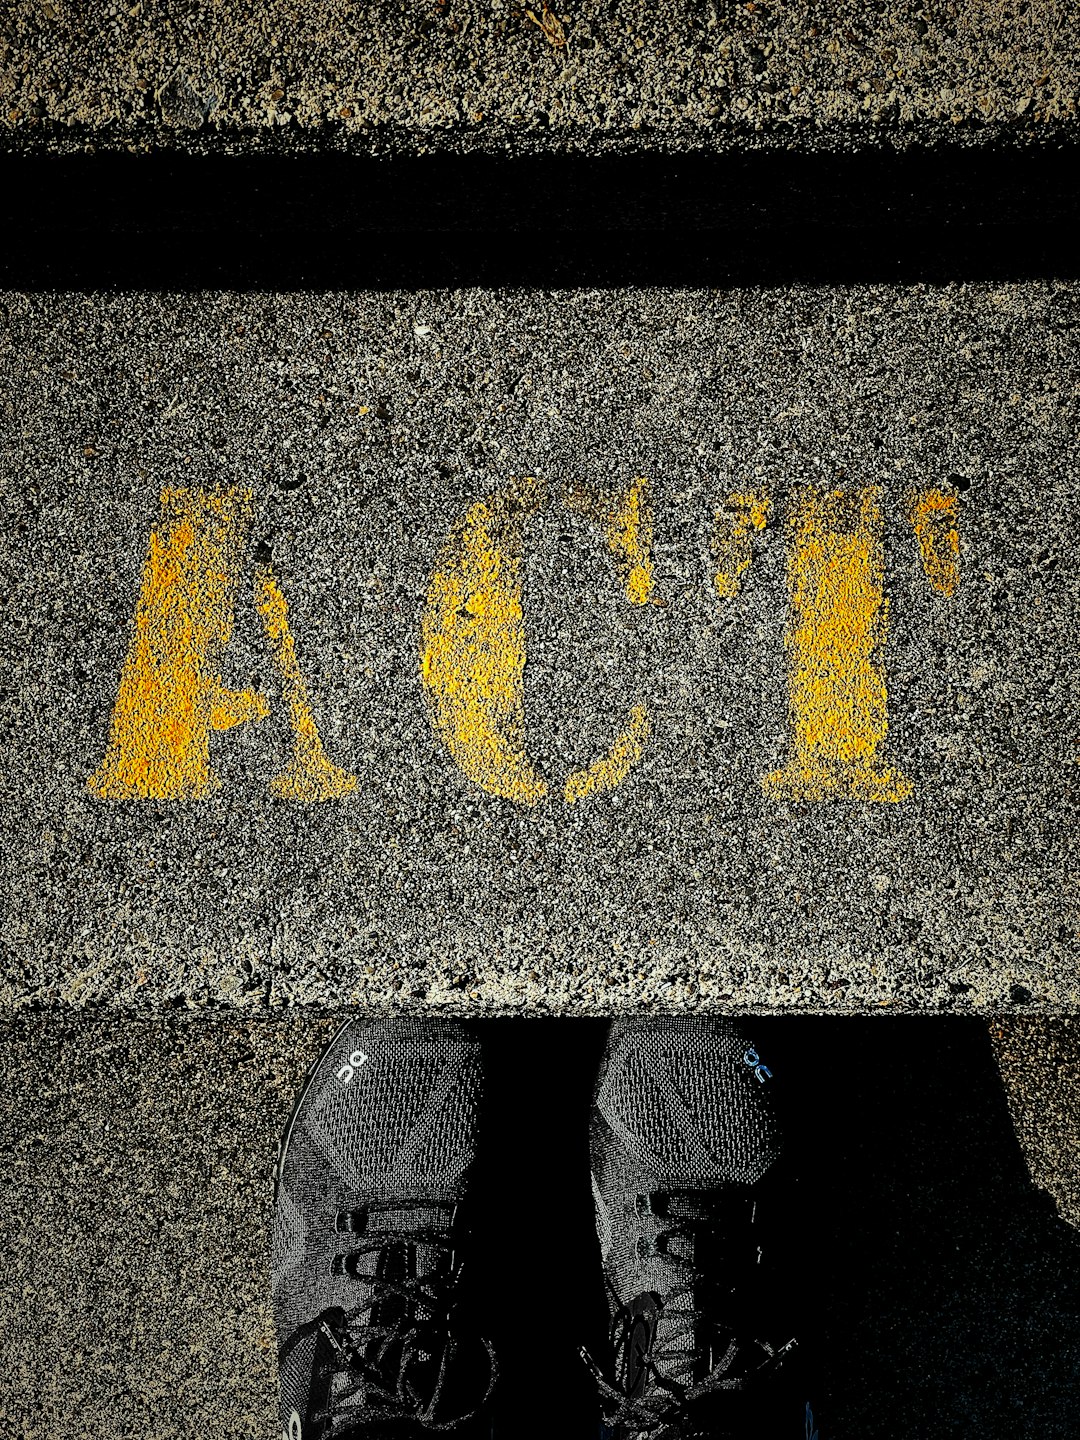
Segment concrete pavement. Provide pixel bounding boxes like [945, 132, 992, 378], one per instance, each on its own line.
[2, 284, 1077, 1015]
[0, 1012, 1075, 1438]
[2, 0, 1077, 153]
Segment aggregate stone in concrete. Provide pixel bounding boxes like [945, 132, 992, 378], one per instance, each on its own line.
[1, 0, 1077, 153]
[1, 284, 1077, 1014]
[0, 1014, 1076, 1439]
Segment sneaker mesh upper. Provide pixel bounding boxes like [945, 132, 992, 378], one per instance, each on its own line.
[589, 1017, 787, 1434]
[272, 1018, 484, 1439]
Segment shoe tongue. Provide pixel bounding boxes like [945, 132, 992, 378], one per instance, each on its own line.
[652, 1283, 697, 1390]
[635, 1208, 699, 1389]
[643, 1191, 758, 1391]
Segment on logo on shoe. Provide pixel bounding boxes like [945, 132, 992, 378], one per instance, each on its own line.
[336, 1050, 369, 1084]
[742, 1047, 774, 1083]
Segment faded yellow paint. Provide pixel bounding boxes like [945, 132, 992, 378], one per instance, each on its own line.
[713, 490, 771, 598]
[209, 688, 269, 733]
[764, 486, 912, 803]
[608, 476, 655, 605]
[564, 703, 649, 804]
[90, 485, 356, 803]
[254, 566, 359, 802]
[910, 488, 960, 596]
[421, 477, 653, 805]
[87, 487, 268, 800]
[419, 479, 549, 804]
[567, 475, 656, 605]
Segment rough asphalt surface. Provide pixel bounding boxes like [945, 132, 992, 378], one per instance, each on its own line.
[2, 0, 1077, 152]
[3, 10, 1076, 1440]
[0, 1013, 1075, 1439]
[2, 284, 1077, 1014]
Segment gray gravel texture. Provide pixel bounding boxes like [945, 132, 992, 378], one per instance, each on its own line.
[0, 1014, 310, 1440]
[0, 1013, 1076, 1439]
[1, 0, 1078, 152]
[1, 284, 1077, 1015]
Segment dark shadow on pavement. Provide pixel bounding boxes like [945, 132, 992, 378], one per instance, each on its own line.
[470, 1017, 1080, 1438]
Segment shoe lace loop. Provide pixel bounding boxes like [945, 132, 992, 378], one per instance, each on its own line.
[581, 1337, 797, 1440]
[314, 1199, 496, 1435]
[581, 1188, 796, 1438]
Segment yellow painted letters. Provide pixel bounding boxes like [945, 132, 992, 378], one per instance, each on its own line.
[88, 487, 355, 802]
[712, 490, 771, 599]
[88, 488, 265, 799]
[420, 478, 654, 805]
[763, 486, 912, 802]
[419, 479, 550, 805]
[91, 474, 963, 809]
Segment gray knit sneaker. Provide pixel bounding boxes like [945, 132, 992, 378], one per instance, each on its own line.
[583, 1018, 804, 1439]
[272, 1018, 495, 1440]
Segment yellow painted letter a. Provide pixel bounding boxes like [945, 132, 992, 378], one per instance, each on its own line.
[88, 486, 357, 802]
